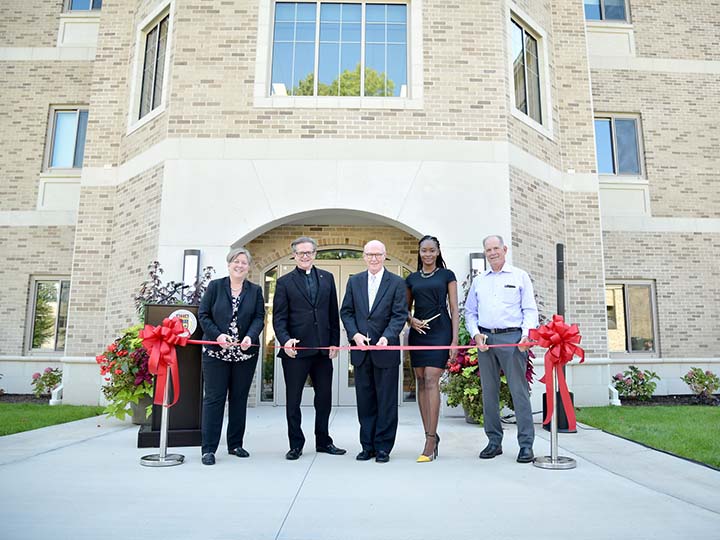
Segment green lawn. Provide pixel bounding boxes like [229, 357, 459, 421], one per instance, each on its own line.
[576, 406, 720, 469]
[0, 403, 104, 436]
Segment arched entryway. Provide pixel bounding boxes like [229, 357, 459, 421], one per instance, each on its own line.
[245, 223, 418, 407]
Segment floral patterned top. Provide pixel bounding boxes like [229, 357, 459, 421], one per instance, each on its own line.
[204, 291, 254, 362]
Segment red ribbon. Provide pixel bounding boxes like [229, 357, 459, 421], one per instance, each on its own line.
[140, 318, 188, 407]
[529, 314, 584, 431]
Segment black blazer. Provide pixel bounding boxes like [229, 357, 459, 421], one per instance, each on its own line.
[198, 277, 265, 358]
[340, 269, 408, 368]
[273, 267, 340, 360]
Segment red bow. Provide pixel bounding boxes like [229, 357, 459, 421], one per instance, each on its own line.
[529, 314, 584, 431]
[139, 318, 189, 407]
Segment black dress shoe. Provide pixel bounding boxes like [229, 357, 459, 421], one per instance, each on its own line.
[229, 447, 250, 458]
[375, 450, 390, 463]
[316, 443, 347, 455]
[285, 448, 303, 460]
[517, 447, 534, 463]
[479, 443, 503, 459]
[356, 449, 376, 461]
[201, 453, 215, 466]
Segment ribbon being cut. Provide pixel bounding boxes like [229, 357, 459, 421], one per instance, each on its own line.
[529, 314, 585, 431]
[141, 314, 584, 412]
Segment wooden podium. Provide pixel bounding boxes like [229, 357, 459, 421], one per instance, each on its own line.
[137, 304, 203, 448]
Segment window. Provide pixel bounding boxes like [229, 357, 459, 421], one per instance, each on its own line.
[67, 0, 102, 10]
[511, 19, 542, 124]
[594, 116, 641, 175]
[584, 0, 627, 21]
[27, 278, 71, 353]
[606, 282, 657, 354]
[47, 108, 88, 170]
[139, 13, 170, 119]
[270, 1, 408, 97]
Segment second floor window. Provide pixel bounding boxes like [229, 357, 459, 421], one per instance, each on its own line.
[139, 14, 170, 119]
[270, 1, 408, 97]
[48, 109, 88, 169]
[511, 19, 542, 125]
[67, 0, 102, 10]
[584, 0, 627, 21]
[594, 116, 641, 175]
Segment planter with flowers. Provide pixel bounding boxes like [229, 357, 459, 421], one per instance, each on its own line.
[96, 324, 153, 423]
[96, 261, 215, 423]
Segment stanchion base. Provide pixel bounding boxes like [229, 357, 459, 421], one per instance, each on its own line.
[140, 453, 185, 467]
[533, 455, 576, 470]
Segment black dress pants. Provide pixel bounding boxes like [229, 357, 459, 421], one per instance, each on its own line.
[201, 355, 257, 454]
[282, 353, 334, 450]
[354, 355, 399, 454]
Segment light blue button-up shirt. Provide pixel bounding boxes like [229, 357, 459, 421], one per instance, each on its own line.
[464, 263, 539, 338]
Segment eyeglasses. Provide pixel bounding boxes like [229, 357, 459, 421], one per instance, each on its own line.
[294, 251, 316, 258]
[364, 253, 385, 259]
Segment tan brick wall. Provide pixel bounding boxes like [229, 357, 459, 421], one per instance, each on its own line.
[631, 0, 720, 61]
[591, 69, 720, 218]
[65, 164, 163, 356]
[561, 192, 608, 356]
[0, 226, 75, 354]
[0, 0, 63, 48]
[509, 166, 563, 322]
[0, 62, 93, 211]
[603, 231, 720, 357]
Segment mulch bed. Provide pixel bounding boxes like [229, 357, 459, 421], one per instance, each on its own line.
[0, 394, 49, 405]
[621, 394, 719, 406]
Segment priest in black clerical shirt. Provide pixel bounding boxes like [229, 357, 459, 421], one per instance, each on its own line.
[272, 236, 346, 460]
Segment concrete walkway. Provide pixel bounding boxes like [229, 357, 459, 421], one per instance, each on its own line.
[1, 406, 719, 540]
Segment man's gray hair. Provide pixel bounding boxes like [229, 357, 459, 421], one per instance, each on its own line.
[482, 235, 505, 248]
[226, 246, 253, 264]
[291, 236, 318, 252]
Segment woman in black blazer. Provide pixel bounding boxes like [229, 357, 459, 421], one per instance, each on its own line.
[198, 247, 265, 465]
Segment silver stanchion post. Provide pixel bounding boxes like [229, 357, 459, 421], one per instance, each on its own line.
[140, 370, 185, 467]
[533, 367, 576, 470]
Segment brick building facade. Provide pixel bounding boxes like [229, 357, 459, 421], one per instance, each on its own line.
[1, 0, 718, 407]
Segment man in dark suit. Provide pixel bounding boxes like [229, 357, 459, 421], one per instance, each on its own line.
[340, 240, 408, 463]
[273, 236, 346, 460]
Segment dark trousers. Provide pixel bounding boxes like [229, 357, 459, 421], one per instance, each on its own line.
[477, 330, 535, 448]
[282, 353, 333, 450]
[201, 355, 257, 454]
[354, 355, 399, 454]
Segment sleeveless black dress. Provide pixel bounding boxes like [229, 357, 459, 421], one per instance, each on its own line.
[406, 268, 456, 369]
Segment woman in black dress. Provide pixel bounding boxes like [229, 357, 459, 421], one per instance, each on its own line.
[406, 235, 459, 462]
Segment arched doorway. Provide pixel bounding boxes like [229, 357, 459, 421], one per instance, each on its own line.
[246, 225, 418, 407]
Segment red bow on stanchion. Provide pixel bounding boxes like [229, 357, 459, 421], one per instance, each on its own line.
[529, 314, 584, 431]
[139, 318, 189, 407]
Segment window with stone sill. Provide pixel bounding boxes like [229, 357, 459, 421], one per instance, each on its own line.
[26, 277, 71, 354]
[45, 107, 88, 170]
[606, 282, 657, 355]
[66, 0, 102, 11]
[584, 0, 629, 22]
[138, 13, 170, 119]
[594, 115, 643, 176]
[510, 17, 543, 126]
[270, 1, 408, 98]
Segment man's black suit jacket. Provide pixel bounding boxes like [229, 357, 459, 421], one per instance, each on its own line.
[340, 269, 408, 368]
[273, 267, 340, 360]
[198, 276, 265, 357]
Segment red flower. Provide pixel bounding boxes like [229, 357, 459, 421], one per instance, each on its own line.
[95, 355, 106, 364]
[115, 369, 123, 375]
[106, 343, 117, 353]
[117, 350, 128, 357]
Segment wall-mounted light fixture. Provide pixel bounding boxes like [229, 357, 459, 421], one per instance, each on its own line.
[469, 252, 486, 277]
[182, 249, 201, 286]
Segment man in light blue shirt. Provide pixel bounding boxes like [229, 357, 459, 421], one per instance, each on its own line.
[465, 234, 538, 463]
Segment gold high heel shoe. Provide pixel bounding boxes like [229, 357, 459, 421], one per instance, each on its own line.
[417, 434, 438, 463]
